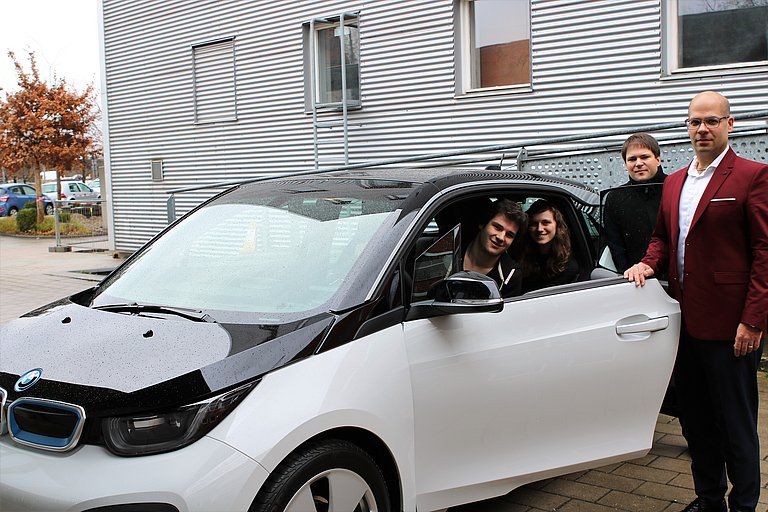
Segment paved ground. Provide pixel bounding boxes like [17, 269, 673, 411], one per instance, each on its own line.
[0, 235, 117, 322]
[1, 235, 766, 512]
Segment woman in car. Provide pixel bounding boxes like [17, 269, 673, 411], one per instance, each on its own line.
[521, 199, 579, 293]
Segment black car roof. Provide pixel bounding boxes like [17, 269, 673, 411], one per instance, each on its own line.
[261, 167, 599, 205]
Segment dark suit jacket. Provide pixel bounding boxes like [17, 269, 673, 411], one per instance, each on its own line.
[642, 148, 768, 340]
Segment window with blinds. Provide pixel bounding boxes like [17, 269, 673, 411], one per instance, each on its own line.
[192, 38, 237, 123]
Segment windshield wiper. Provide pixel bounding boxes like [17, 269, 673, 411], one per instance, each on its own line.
[92, 303, 216, 323]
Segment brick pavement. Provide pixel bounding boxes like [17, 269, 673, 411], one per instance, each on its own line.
[0, 235, 117, 323]
[1, 234, 766, 512]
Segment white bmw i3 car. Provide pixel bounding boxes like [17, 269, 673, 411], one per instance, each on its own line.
[0, 167, 679, 512]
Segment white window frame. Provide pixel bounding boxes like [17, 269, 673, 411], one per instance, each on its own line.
[192, 37, 238, 124]
[456, 0, 532, 95]
[662, 0, 768, 76]
[305, 14, 362, 109]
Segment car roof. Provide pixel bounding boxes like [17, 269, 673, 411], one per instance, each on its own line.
[251, 167, 599, 205]
[0, 183, 35, 189]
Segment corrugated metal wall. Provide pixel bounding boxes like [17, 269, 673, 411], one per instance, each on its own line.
[101, 0, 767, 251]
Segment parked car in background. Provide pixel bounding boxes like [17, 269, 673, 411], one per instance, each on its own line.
[87, 179, 101, 198]
[0, 183, 54, 216]
[0, 167, 680, 512]
[42, 181, 99, 203]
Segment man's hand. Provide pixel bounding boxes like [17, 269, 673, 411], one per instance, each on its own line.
[623, 262, 655, 287]
[734, 323, 762, 357]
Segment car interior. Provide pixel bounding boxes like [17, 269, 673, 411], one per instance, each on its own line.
[407, 191, 600, 305]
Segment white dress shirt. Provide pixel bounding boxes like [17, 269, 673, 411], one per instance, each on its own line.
[677, 147, 730, 287]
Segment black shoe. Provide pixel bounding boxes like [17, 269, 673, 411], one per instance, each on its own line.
[681, 498, 727, 512]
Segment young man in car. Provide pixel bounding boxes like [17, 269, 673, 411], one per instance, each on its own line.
[463, 198, 527, 298]
[603, 133, 667, 272]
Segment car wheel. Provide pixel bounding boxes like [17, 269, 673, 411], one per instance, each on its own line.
[8, 207, 18, 216]
[45, 204, 54, 216]
[250, 439, 390, 512]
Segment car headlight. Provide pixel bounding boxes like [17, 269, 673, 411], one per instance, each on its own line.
[102, 381, 257, 456]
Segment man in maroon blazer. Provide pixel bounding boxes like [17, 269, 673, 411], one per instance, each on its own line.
[625, 91, 767, 512]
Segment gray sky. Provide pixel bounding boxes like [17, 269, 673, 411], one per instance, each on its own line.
[0, 0, 100, 95]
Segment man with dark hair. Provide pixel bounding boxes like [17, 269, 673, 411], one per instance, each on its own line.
[626, 91, 767, 512]
[463, 198, 526, 297]
[604, 133, 667, 272]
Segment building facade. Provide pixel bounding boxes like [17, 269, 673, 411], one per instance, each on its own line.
[99, 0, 768, 251]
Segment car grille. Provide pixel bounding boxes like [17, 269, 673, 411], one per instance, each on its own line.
[0, 388, 7, 435]
[6, 397, 85, 452]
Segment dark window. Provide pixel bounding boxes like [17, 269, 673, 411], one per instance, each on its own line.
[678, 0, 768, 68]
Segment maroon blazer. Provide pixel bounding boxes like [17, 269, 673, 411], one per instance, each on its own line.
[642, 148, 768, 340]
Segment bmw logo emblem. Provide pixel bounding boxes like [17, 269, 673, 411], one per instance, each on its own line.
[15, 368, 43, 392]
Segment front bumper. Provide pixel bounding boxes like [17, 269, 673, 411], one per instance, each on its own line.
[0, 435, 269, 512]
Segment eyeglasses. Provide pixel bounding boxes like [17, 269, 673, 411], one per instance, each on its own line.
[685, 116, 729, 129]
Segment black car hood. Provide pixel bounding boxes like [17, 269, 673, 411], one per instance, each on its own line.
[0, 300, 334, 415]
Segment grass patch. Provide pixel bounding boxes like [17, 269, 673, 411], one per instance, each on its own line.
[0, 215, 90, 236]
[0, 217, 16, 234]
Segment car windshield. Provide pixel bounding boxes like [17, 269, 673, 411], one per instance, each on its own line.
[92, 178, 418, 319]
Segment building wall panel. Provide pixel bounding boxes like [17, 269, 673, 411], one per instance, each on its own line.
[102, 0, 767, 251]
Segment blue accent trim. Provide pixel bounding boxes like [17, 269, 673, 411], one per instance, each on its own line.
[8, 399, 84, 450]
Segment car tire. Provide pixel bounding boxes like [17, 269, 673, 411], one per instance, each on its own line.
[45, 204, 54, 216]
[249, 439, 390, 512]
[8, 207, 18, 216]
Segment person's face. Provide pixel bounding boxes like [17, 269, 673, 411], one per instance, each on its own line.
[479, 213, 518, 257]
[529, 210, 556, 246]
[624, 145, 661, 182]
[687, 93, 733, 159]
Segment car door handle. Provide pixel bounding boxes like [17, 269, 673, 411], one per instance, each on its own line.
[616, 317, 669, 335]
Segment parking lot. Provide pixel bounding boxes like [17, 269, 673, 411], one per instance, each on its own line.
[0, 234, 766, 512]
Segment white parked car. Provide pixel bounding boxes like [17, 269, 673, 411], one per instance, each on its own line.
[0, 167, 679, 512]
[87, 178, 101, 198]
[42, 180, 99, 203]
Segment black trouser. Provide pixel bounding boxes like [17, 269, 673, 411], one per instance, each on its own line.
[675, 326, 763, 511]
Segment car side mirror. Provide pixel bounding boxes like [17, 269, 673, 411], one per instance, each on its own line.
[406, 271, 504, 320]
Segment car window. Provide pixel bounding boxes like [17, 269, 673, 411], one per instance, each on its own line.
[9, 186, 22, 194]
[411, 225, 460, 302]
[68, 183, 78, 192]
[42, 184, 56, 193]
[599, 182, 664, 274]
[21, 185, 36, 195]
[406, 191, 596, 303]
